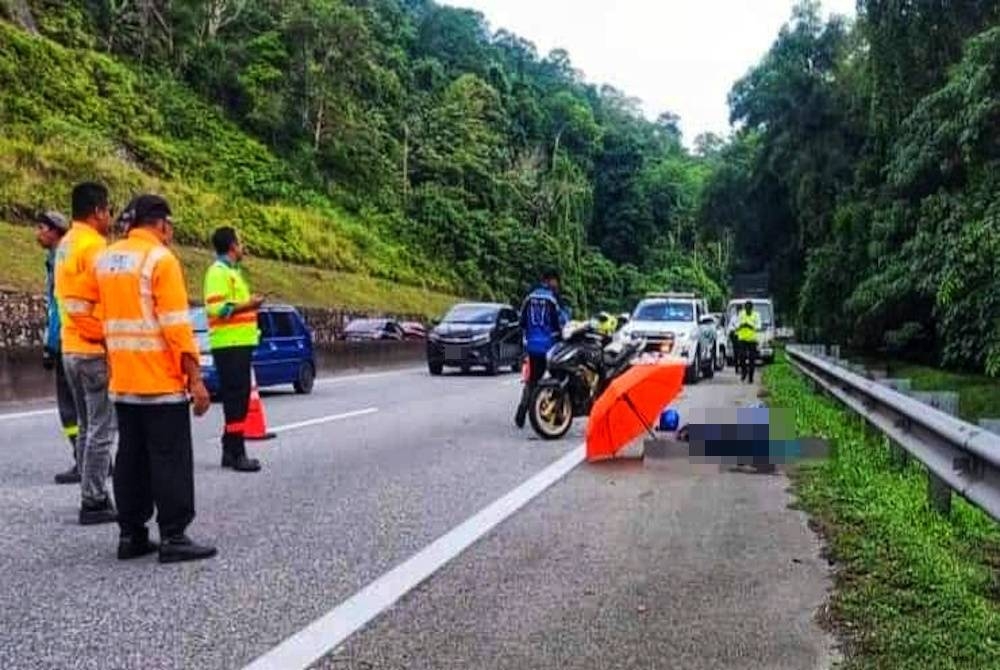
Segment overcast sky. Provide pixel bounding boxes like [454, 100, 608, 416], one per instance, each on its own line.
[439, 0, 857, 146]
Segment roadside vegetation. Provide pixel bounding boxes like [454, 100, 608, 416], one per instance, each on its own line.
[0, 221, 457, 317]
[766, 354, 1000, 669]
[699, 2, 1000, 376]
[0, 2, 726, 314]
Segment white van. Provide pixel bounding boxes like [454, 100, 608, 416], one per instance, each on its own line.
[725, 298, 776, 365]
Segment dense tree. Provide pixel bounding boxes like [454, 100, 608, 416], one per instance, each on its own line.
[3, 0, 727, 313]
[699, 0, 1000, 374]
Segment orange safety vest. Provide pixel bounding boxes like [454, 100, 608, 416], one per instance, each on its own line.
[54, 222, 107, 355]
[95, 228, 198, 400]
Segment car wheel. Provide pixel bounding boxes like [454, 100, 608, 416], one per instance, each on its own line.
[485, 347, 499, 376]
[293, 362, 315, 394]
[428, 361, 443, 376]
[715, 348, 726, 371]
[703, 351, 715, 379]
[684, 347, 700, 384]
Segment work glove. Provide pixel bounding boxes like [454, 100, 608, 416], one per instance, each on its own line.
[42, 347, 56, 371]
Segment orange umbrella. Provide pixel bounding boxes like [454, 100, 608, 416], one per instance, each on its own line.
[585, 362, 685, 462]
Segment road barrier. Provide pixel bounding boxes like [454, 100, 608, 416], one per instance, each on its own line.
[0, 341, 427, 403]
[787, 344, 1000, 521]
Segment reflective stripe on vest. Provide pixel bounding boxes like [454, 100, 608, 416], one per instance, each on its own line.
[205, 261, 259, 350]
[99, 246, 175, 352]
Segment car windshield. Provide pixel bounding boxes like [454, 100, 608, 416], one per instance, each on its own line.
[633, 300, 695, 322]
[442, 305, 498, 324]
[728, 303, 774, 328]
[345, 319, 386, 333]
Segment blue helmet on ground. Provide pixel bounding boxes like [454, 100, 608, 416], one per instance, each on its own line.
[659, 408, 680, 432]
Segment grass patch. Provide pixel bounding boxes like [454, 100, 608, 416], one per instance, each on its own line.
[765, 352, 1000, 669]
[0, 221, 459, 318]
[847, 355, 1000, 423]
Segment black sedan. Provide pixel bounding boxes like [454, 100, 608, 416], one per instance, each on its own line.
[426, 303, 523, 375]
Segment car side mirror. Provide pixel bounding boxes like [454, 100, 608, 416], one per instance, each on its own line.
[699, 316, 716, 326]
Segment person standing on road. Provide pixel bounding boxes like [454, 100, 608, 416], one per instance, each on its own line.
[55, 183, 116, 525]
[735, 300, 761, 384]
[203, 227, 263, 472]
[514, 269, 568, 429]
[97, 195, 216, 563]
[36, 211, 81, 484]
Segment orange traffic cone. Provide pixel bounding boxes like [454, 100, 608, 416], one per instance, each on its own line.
[244, 367, 275, 441]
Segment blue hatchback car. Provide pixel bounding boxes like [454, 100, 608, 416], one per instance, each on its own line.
[191, 305, 317, 396]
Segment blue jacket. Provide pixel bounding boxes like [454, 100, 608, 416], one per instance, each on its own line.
[44, 250, 61, 353]
[520, 285, 568, 355]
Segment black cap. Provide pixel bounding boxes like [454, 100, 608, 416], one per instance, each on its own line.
[37, 210, 69, 233]
[130, 194, 172, 224]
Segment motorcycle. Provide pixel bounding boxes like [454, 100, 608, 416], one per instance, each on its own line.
[527, 323, 646, 440]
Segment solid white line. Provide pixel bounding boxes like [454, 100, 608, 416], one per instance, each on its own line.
[271, 408, 379, 434]
[0, 408, 57, 422]
[242, 443, 587, 670]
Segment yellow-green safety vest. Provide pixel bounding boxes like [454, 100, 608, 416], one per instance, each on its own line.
[203, 259, 260, 350]
[736, 311, 761, 343]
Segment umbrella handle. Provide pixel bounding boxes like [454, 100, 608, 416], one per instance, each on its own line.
[622, 393, 657, 440]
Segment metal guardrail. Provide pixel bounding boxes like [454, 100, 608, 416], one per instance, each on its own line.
[787, 344, 1000, 520]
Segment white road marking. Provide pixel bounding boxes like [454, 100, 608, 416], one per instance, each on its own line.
[271, 408, 379, 434]
[242, 443, 587, 670]
[0, 408, 57, 422]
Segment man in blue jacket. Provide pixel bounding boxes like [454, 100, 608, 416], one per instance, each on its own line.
[515, 269, 569, 428]
[36, 211, 81, 484]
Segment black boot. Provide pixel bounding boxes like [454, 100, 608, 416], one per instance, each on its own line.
[117, 528, 159, 560]
[79, 498, 117, 525]
[55, 436, 81, 484]
[54, 463, 81, 485]
[159, 535, 217, 564]
[221, 435, 261, 472]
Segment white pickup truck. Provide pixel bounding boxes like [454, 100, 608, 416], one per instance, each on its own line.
[725, 297, 776, 365]
[618, 292, 718, 383]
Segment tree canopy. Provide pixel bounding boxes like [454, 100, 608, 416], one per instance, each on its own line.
[0, 0, 726, 314]
[698, 0, 1000, 374]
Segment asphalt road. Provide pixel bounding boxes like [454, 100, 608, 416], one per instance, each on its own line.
[0, 365, 835, 669]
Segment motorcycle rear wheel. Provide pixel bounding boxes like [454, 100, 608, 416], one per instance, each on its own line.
[528, 386, 574, 440]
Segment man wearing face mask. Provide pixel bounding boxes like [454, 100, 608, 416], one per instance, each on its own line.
[96, 195, 216, 563]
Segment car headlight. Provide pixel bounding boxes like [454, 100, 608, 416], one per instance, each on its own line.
[471, 333, 491, 345]
[428, 332, 441, 342]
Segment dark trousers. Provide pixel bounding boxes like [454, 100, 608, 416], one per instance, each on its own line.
[213, 346, 253, 455]
[516, 353, 549, 420]
[737, 341, 758, 383]
[54, 357, 79, 457]
[114, 402, 195, 538]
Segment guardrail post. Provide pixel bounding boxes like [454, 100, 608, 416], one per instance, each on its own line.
[876, 378, 913, 468]
[917, 392, 961, 515]
[829, 345, 841, 359]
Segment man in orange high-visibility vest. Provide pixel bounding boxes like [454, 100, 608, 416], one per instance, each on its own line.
[203, 226, 263, 473]
[55, 182, 116, 526]
[96, 195, 216, 564]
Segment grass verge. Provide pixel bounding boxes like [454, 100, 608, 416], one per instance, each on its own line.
[0, 221, 460, 318]
[765, 352, 1000, 669]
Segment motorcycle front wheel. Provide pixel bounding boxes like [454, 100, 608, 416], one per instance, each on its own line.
[528, 385, 574, 440]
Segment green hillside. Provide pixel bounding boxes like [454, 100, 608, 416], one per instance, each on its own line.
[0, 1, 727, 317]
